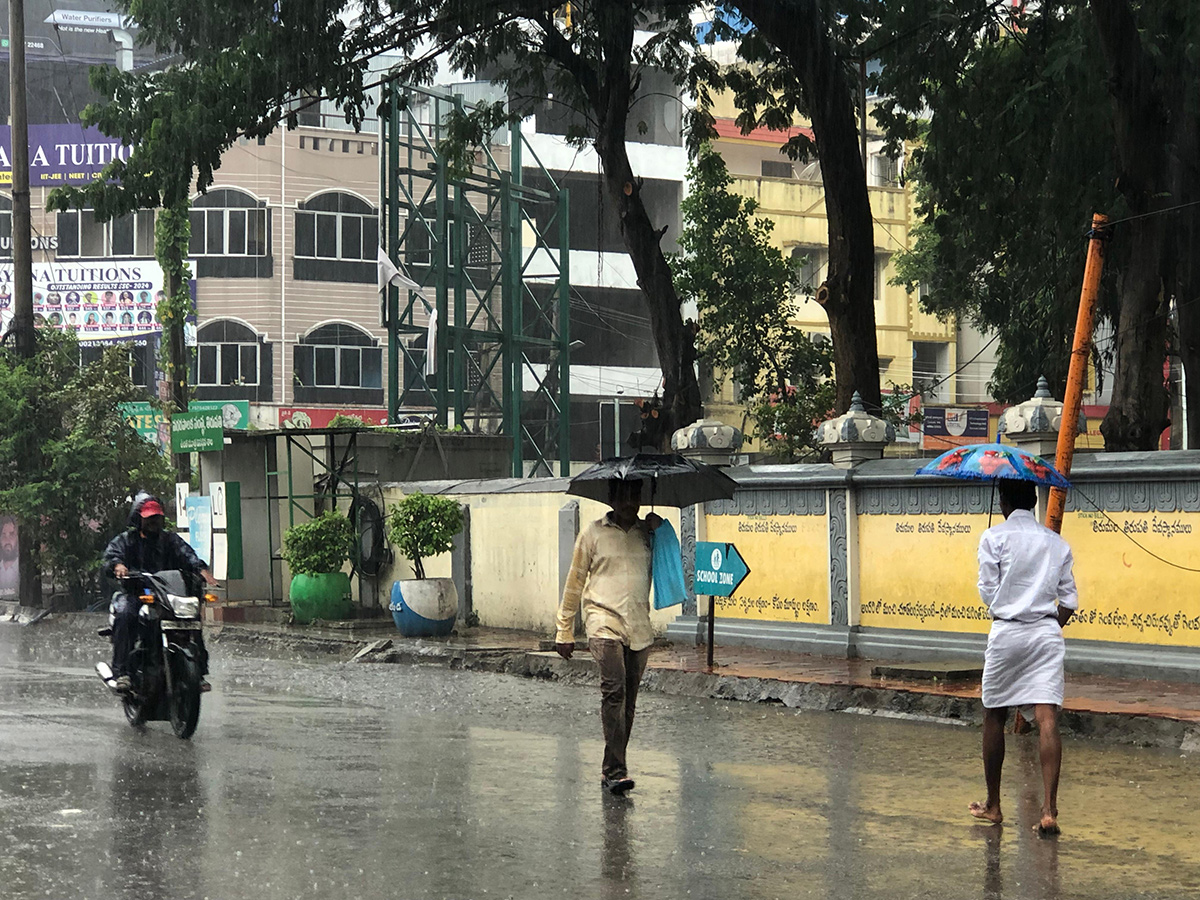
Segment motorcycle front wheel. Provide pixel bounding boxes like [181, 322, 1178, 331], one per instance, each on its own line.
[122, 695, 145, 727]
[169, 654, 202, 739]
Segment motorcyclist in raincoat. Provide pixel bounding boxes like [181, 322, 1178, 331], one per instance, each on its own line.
[102, 494, 217, 692]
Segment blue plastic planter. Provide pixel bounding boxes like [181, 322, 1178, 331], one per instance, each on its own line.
[389, 579, 457, 637]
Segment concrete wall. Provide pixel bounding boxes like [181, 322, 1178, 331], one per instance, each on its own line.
[209, 440, 1200, 683]
[379, 480, 682, 637]
[665, 452, 1200, 683]
[201, 430, 515, 605]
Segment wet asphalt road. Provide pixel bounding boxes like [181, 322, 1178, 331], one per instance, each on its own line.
[1, 621, 1199, 900]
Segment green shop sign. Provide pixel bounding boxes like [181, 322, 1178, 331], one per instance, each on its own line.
[122, 401, 250, 444]
[171, 410, 224, 453]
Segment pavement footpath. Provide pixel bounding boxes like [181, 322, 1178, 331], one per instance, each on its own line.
[7, 600, 1199, 751]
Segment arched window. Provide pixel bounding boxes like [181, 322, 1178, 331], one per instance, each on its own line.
[189, 189, 272, 277]
[293, 192, 378, 283]
[293, 322, 383, 404]
[195, 319, 273, 402]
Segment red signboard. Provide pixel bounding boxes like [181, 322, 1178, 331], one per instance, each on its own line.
[278, 408, 388, 429]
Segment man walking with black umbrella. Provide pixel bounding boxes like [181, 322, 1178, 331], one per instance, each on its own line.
[556, 478, 662, 795]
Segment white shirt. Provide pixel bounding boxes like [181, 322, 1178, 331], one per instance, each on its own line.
[977, 509, 1079, 622]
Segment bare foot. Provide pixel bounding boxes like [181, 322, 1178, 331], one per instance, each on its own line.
[969, 801, 1003, 824]
[1036, 810, 1060, 835]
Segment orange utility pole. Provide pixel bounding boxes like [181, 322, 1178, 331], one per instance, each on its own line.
[1045, 213, 1109, 533]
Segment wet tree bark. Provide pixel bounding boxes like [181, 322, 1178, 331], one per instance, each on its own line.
[538, 4, 703, 450]
[734, 0, 882, 414]
[1090, 0, 1178, 449]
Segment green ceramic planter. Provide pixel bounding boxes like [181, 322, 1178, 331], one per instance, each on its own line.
[289, 572, 353, 624]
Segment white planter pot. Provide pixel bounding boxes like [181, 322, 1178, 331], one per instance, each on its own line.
[389, 577, 458, 637]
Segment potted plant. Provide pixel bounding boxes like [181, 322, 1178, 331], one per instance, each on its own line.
[281, 510, 355, 624]
[387, 492, 464, 637]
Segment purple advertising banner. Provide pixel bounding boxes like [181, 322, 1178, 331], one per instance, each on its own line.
[0, 124, 134, 187]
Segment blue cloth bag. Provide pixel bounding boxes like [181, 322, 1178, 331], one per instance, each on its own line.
[651, 520, 688, 610]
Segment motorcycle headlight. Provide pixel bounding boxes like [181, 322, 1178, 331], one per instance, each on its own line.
[166, 594, 201, 619]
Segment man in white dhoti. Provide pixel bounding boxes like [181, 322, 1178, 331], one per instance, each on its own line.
[969, 479, 1078, 834]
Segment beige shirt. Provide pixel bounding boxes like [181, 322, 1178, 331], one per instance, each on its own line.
[555, 513, 655, 651]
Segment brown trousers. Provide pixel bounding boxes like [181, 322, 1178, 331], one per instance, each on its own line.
[589, 638, 650, 780]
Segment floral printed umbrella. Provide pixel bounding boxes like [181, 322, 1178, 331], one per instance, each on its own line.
[916, 442, 1071, 489]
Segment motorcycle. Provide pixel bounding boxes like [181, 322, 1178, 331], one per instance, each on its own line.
[95, 570, 215, 739]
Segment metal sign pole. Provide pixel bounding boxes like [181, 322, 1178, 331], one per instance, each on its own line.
[707, 594, 715, 670]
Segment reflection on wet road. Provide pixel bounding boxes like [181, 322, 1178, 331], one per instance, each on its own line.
[0, 621, 1197, 899]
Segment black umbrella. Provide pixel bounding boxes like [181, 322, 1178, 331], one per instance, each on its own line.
[566, 453, 737, 508]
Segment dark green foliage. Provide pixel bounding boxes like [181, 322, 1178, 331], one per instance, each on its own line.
[281, 510, 355, 577]
[0, 330, 173, 594]
[675, 147, 835, 460]
[327, 414, 368, 429]
[874, 2, 1122, 403]
[387, 492, 464, 580]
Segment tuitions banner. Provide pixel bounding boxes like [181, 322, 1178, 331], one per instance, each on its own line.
[0, 124, 135, 186]
[0, 260, 195, 343]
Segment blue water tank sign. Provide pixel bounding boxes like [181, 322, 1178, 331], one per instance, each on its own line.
[693, 541, 750, 597]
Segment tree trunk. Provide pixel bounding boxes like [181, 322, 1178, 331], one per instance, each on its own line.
[1090, 0, 1174, 449]
[1164, 16, 1200, 449]
[1173, 220, 1200, 450]
[155, 201, 193, 480]
[1099, 216, 1171, 449]
[588, 3, 702, 449]
[167, 266, 193, 480]
[594, 134, 702, 448]
[10, 0, 41, 607]
[734, 0, 881, 414]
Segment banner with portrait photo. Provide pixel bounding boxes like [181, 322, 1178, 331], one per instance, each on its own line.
[0, 515, 19, 601]
[0, 260, 195, 342]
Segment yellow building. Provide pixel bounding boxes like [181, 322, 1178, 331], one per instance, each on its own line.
[701, 96, 955, 452]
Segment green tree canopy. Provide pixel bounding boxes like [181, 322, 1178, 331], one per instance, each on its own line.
[0, 330, 174, 600]
[876, 0, 1200, 449]
[675, 147, 834, 460]
[45, 0, 709, 448]
[691, 1, 884, 415]
[873, 4, 1121, 404]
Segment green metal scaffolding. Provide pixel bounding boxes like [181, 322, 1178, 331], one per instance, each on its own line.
[381, 81, 571, 477]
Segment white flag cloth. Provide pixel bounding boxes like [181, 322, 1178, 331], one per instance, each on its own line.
[377, 247, 420, 293]
[425, 308, 438, 377]
[378, 247, 422, 327]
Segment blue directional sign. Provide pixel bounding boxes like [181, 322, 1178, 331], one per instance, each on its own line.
[694, 542, 750, 597]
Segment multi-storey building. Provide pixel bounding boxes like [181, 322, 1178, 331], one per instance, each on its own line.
[3, 3, 407, 429]
[699, 89, 959, 452]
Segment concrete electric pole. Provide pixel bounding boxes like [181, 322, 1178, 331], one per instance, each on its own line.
[8, 0, 35, 358]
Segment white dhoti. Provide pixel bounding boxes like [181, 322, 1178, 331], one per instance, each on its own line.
[981, 618, 1065, 709]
